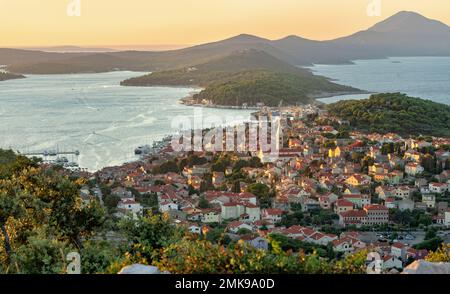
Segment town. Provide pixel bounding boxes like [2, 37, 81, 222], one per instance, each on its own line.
[73, 104, 450, 274]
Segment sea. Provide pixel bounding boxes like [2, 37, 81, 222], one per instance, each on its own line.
[0, 71, 253, 171]
[309, 57, 450, 105]
[0, 57, 449, 171]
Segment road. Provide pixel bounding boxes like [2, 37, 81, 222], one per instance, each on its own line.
[359, 231, 426, 246]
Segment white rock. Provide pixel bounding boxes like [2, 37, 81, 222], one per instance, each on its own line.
[118, 264, 162, 274]
[402, 260, 450, 274]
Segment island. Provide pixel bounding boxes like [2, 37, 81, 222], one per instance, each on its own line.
[0, 72, 25, 82]
[121, 49, 363, 107]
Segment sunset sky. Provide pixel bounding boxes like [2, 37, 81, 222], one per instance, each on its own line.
[1, 0, 449, 48]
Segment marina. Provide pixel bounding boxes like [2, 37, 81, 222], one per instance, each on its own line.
[17, 148, 83, 171]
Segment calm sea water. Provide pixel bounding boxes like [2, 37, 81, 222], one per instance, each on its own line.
[0, 71, 252, 171]
[309, 57, 450, 105]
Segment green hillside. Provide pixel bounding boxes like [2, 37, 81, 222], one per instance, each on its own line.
[192, 70, 357, 107]
[327, 93, 450, 136]
[121, 49, 312, 87]
[121, 50, 361, 106]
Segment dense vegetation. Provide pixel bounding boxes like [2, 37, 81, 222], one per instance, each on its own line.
[0, 151, 105, 273]
[327, 93, 450, 137]
[0, 72, 25, 81]
[193, 70, 357, 107]
[121, 50, 315, 87]
[121, 50, 361, 107]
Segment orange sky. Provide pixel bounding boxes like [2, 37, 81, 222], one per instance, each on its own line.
[0, 0, 449, 48]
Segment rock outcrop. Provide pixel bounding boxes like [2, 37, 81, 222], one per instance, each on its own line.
[118, 264, 169, 274]
[402, 260, 450, 274]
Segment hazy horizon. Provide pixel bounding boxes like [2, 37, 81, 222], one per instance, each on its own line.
[1, 0, 449, 48]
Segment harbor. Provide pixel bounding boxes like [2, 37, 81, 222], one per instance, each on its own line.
[17, 148, 83, 171]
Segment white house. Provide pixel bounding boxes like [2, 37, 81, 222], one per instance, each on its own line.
[429, 182, 448, 194]
[117, 199, 143, 219]
[391, 242, 407, 261]
[159, 201, 179, 213]
[332, 238, 354, 253]
[405, 163, 424, 176]
[308, 232, 338, 246]
[394, 186, 413, 199]
[242, 203, 261, 222]
[227, 221, 254, 234]
[220, 202, 260, 221]
[383, 255, 403, 271]
[422, 194, 436, 208]
[188, 224, 202, 234]
[445, 209, 450, 227]
[221, 202, 241, 220]
[261, 208, 284, 223]
[201, 210, 222, 223]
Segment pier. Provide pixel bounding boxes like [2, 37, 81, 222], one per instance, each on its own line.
[18, 150, 80, 157]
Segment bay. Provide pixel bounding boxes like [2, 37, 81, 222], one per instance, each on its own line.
[0, 71, 253, 171]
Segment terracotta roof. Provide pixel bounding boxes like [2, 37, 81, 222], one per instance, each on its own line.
[364, 204, 388, 211]
[336, 199, 354, 207]
[340, 210, 367, 218]
[392, 242, 406, 249]
[264, 208, 284, 215]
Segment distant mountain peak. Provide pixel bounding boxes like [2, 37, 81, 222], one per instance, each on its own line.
[275, 35, 312, 42]
[368, 10, 450, 34]
[223, 34, 270, 43]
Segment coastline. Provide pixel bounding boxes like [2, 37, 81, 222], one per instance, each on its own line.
[178, 89, 369, 110]
[309, 89, 371, 99]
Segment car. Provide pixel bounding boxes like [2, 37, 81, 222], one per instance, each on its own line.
[405, 234, 415, 240]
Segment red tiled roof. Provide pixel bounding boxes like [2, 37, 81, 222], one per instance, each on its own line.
[392, 242, 406, 249]
[264, 208, 284, 215]
[336, 199, 354, 207]
[340, 210, 366, 218]
[364, 204, 388, 211]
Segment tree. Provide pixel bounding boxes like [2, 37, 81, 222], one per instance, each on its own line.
[118, 213, 179, 251]
[12, 233, 72, 274]
[426, 244, 450, 262]
[198, 195, 210, 209]
[80, 240, 119, 274]
[236, 228, 252, 235]
[246, 183, 270, 200]
[188, 185, 198, 196]
[0, 151, 105, 270]
[232, 181, 241, 193]
[103, 194, 121, 213]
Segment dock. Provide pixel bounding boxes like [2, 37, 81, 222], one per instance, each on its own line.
[19, 150, 80, 157]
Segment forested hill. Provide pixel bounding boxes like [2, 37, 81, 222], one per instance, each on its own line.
[327, 93, 450, 137]
[121, 50, 361, 107]
[191, 70, 358, 107]
[121, 49, 318, 87]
